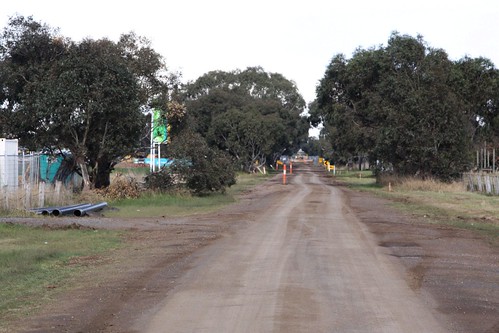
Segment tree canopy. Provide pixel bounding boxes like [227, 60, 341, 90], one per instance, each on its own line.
[183, 67, 309, 170]
[313, 32, 499, 180]
[0, 15, 174, 188]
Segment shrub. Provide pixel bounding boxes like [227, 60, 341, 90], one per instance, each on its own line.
[144, 169, 176, 192]
[169, 130, 236, 195]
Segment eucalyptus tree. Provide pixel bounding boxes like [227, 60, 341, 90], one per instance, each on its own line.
[0, 15, 171, 188]
[451, 56, 499, 144]
[208, 108, 288, 170]
[315, 32, 498, 180]
[184, 67, 309, 170]
[0, 15, 66, 140]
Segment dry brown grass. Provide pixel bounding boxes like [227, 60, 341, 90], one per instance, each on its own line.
[378, 174, 465, 193]
[395, 177, 465, 193]
[76, 188, 106, 203]
[97, 174, 142, 200]
[373, 174, 499, 232]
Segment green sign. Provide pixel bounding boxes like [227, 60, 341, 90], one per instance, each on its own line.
[152, 109, 168, 143]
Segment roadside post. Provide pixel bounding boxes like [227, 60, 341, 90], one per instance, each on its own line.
[328, 163, 336, 175]
[283, 164, 287, 185]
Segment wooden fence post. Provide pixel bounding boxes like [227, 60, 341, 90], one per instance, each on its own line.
[55, 181, 62, 202]
[1, 187, 6, 210]
[485, 174, 492, 194]
[38, 181, 45, 208]
[24, 183, 31, 210]
[468, 173, 476, 192]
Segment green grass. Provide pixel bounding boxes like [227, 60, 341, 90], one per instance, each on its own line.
[332, 169, 380, 189]
[227, 172, 275, 194]
[0, 223, 122, 323]
[0, 171, 273, 329]
[105, 192, 237, 217]
[105, 172, 274, 218]
[331, 169, 499, 242]
[384, 187, 499, 238]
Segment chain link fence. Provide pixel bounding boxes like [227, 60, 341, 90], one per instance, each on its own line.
[0, 154, 77, 210]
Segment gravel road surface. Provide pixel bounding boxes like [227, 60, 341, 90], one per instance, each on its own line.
[143, 169, 446, 332]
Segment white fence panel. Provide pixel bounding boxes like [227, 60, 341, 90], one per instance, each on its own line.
[466, 173, 499, 196]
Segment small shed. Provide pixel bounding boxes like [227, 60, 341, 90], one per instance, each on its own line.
[0, 138, 19, 188]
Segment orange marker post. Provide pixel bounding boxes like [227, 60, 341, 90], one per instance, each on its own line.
[290, 162, 293, 174]
[283, 164, 287, 185]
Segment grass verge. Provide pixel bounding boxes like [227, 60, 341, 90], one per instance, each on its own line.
[0, 223, 122, 327]
[104, 172, 274, 218]
[331, 169, 499, 243]
[0, 171, 272, 330]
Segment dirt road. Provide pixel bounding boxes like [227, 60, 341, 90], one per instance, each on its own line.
[142, 168, 446, 332]
[6, 164, 498, 332]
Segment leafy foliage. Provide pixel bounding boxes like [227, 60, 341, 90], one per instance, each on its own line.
[451, 56, 499, 142]
[0, 15, 173, 189]
[183, 67, 309, 170]
[314, 32, 499, 180]
[208, 109, 287, 169]
[144, 169, 176, 192]
[168, 130, 236, 195]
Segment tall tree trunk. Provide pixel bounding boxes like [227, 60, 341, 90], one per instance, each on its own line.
[94, 159, 112, 189]
[77, 156, 92, 190]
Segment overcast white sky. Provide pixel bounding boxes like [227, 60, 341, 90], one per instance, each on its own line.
[2, 0, 499, 104]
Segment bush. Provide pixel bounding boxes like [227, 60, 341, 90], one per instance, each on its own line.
[169, 130, 236, 195]
[144, 169, 176, 192]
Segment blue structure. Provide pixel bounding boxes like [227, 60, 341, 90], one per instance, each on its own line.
[39, 155, 63, 182]
[144, 157, 173, 168]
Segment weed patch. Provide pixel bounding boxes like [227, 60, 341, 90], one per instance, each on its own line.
[0, 223, 122, 322]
